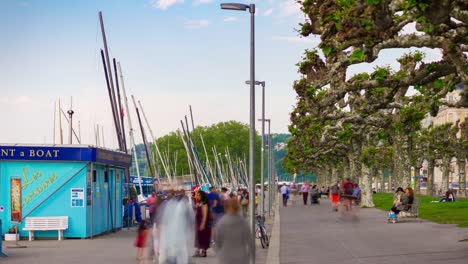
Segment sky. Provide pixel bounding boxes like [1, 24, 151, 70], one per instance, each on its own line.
[0, 0, 442, 148]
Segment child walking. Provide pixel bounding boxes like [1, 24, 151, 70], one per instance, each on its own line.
[135, 220, 149, 261]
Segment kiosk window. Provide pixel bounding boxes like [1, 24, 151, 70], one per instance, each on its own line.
[93, 170, 97, 182]
[104, 171, 109, 183]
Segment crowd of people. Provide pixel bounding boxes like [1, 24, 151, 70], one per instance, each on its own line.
[279, 178, 362, 210]
[134, 186, 254, 264]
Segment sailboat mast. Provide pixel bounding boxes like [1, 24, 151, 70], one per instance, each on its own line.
[118, 62, 140, 190]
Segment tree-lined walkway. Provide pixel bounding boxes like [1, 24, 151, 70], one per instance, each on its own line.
[280, 199, 468, 264]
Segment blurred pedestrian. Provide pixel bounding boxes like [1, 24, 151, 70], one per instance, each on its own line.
[301, 182, 309, 205]
[280, 183, 289, 207]
[240, 189, 249, 217]
[290, 183, 298, 205]
[214, 198, 253, 264]
[135, 220, 149, 261]
[194, 190, 211, 258]
[330, 181, 340, 212]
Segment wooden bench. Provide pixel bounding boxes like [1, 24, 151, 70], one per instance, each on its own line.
[397, 198, 420, 221]
[23, 216, 68, 241]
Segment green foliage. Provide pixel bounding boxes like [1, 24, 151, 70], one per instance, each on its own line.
[398, 51, 425, 65]
[373, 193, 468, 228]
[366, 0, 382, 5]
[336, 0, 354, 9]
[369, 87, 386, 97]
[132, 121, 262, 181]
[361, 146, 379, 167]
[370, 66, 392, 83]
[319, 43, 334, 57]
[299, 22, 313, 37]
[336, 123, 354, 144]
[433, 79, 444, 92]
[349, 48, 365, 63]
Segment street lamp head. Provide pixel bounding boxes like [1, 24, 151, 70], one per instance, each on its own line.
[246, 80, 265, 87]
[220, 3, 250, 11]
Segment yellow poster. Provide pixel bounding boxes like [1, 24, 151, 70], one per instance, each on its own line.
[11, 178, 22, 222]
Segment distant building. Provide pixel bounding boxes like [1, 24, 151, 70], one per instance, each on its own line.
[275, 142, 286, 151]
[431, 85, 468, 194]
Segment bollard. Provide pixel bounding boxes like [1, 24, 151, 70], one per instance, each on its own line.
[0, 219, 8, 257]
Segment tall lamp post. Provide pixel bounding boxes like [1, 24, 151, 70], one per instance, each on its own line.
[263, 119, 272, 215]
[221, 3, 256, 263]
[247, 80, 266, 217]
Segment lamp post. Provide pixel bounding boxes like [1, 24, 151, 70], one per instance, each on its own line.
[221, 3, 256, 263]
[248, 80, 266, 217]
[264, 119, 272, 215]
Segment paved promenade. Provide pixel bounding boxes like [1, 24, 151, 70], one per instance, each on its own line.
[2, 195, 467, 263]
[279, 196, 468, 264]
[0, 193, 275, 264]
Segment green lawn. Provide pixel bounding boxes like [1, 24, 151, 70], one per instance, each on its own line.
[373, 193, 468, 228]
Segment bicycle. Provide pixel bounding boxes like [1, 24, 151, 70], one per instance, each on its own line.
[256, 214, 269, 248]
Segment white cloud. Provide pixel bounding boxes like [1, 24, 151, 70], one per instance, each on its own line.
[263, 8, 273, 17]
[184, 19, 210, 29]
[279, 0, 302, 17]
[272, 36, 319, 44]
[152, 0, 184, 10]
[193, 0, 213, 6]
[223, 17, 238, 22]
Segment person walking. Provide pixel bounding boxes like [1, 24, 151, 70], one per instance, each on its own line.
[280, 183, 289, 207]
[301, 182, 310, 205]
[214, 198, 253, 264]
[147, 190, 157, 222]
[240, 189, 249, 217]
[194, 190, 211, 258]
[342, 178, 354, 211]
[135, 220, 149, 261]
[158, 190, 194, 264]
[330, 181, 340, 212]
[310, 184, 320, 204]
[290, 183, 298, 206]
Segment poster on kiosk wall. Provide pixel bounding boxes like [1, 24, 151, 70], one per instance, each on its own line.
[11, 178, 22, 222]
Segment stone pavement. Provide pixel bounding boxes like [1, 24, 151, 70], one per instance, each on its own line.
[3, 195, 468, 264]
[0, 193, 276, 264]
[279, 196, 468, 264]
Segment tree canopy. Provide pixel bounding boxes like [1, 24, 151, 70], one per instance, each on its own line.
[286, 0, 467, 206]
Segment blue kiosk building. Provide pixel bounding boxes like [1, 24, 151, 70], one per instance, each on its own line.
[0, 144, 131, 239]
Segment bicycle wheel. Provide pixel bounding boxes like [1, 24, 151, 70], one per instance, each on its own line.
[262, 226, 270, 247]
[259, 226, 267, 248]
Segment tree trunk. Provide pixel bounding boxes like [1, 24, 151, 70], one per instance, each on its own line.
[441, 158, 450, 194]
[331, 166, 338, 186]
[338, 159, 347, 183]
[344, 140, 362, 182]
[427, 158, 435, 196]
[393, 134, 412, 188]
[378, 168, 384, 193]
[360, 165, 375, 207]
[388, 168, 393, 192]
[414, 162, 421, 195]
[348, 153, 358, 183]
[458, 159, 466, 197]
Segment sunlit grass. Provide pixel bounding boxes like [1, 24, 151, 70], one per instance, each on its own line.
[373, 193, 468, 228]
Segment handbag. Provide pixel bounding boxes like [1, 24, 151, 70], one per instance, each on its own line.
[241, 197, 249, 206]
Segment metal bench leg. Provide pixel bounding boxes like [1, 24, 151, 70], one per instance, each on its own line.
[29, 231, 33, 241]
[58, 230, 62, 241]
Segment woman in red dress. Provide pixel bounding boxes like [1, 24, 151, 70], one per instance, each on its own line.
[194, 190, 211, 257]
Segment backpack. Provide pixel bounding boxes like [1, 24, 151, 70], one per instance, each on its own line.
[345, 183, 354, 196]
[331, 184, 339, 194]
